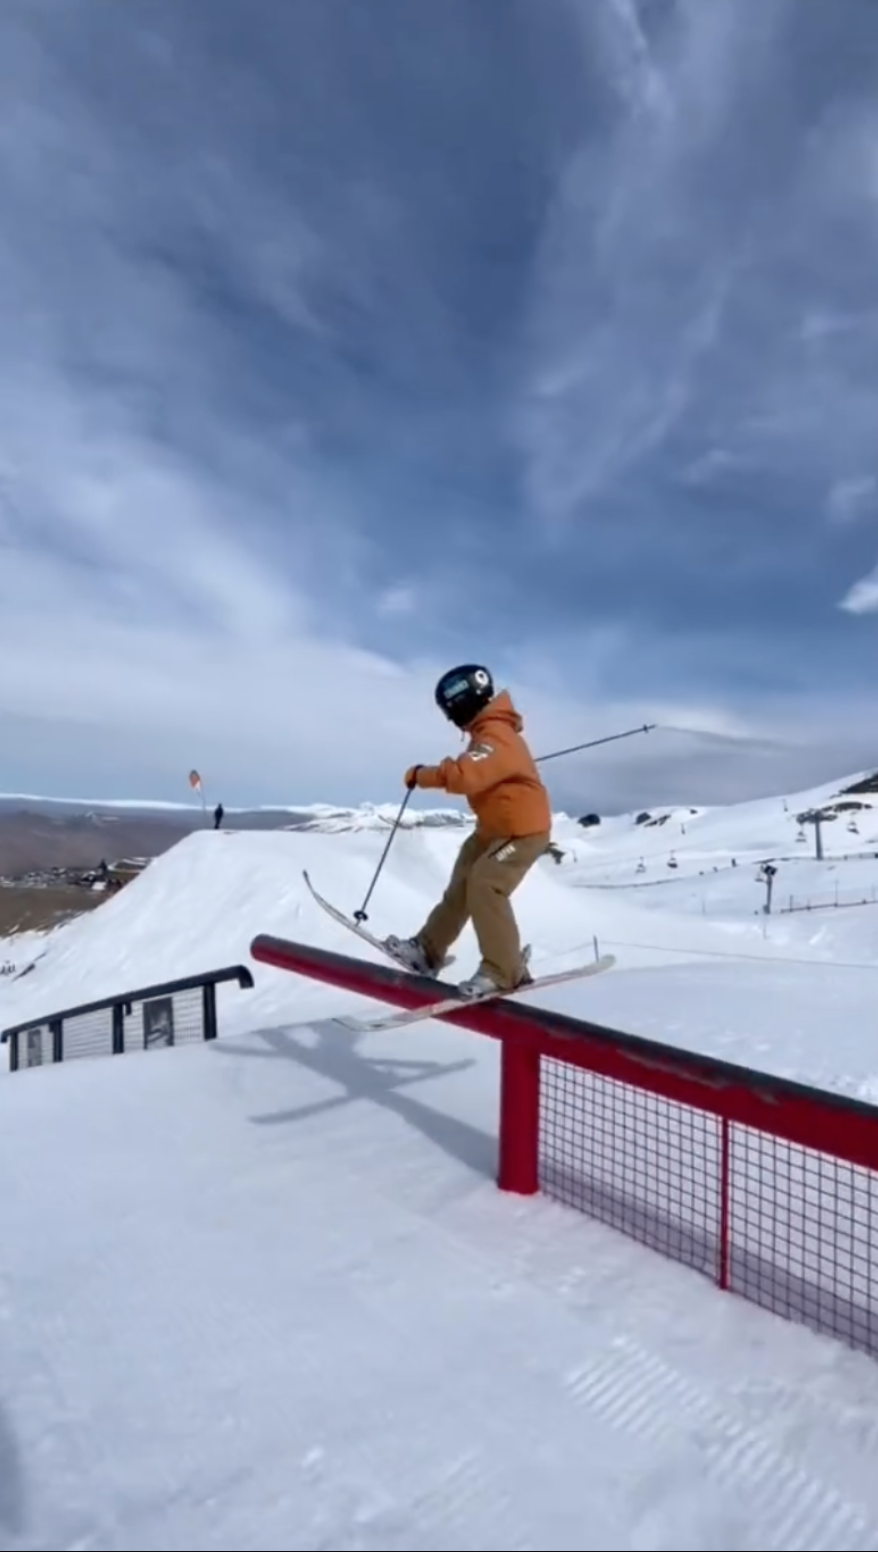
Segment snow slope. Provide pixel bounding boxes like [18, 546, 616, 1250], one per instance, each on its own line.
[5, 1028, 878, 1552]
[553, 769, 878, 889]
[4, 775, 878, 1548]
[4, 787, 878, 1095]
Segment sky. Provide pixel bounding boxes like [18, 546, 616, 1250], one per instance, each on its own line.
[1, 0, 878, 816]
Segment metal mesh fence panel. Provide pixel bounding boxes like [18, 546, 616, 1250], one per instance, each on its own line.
[61, 1007, 115, 1062]
[539, 1055, 878, 1358]
[728, 1127, 878, 1357]
[539, 1057, 721, 1277]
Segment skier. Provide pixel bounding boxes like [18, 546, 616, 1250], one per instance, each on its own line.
[385, 665, 552, 997]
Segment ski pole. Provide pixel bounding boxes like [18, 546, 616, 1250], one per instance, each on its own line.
[536, 722, 656, 763]
[353, 783, 416, 922]
[352, 723, 654, 920]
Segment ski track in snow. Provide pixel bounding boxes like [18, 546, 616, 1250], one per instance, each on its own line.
[563, 1337, 878, 1551]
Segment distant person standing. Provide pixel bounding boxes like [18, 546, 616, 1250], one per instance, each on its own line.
[213, 803, 224, 830]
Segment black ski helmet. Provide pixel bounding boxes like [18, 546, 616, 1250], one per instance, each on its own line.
[434, 664, 494, 728]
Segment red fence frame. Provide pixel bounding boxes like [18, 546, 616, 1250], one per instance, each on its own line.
[251, 933, 878, 1358]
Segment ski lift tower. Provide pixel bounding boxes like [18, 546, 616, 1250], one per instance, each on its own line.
[797, 807, 825, 861]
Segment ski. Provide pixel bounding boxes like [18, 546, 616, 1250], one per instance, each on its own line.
[302, 870, 455, 972]
[301, 868, 615, 1033]
[335, 954, 616, 1033]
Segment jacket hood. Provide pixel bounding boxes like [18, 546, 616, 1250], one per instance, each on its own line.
[470, 689, 523, 735]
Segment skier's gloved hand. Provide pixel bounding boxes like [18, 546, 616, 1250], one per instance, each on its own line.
[405, 764, 444, 790]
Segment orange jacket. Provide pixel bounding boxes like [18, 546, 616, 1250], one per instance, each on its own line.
[413, 690, 551, 838]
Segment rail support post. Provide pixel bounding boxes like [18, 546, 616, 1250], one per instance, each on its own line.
[497, 1039, 540, 1194]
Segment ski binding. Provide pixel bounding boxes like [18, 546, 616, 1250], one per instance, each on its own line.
[301, 868, 615, 1033]
[334, 953, 616, 1033]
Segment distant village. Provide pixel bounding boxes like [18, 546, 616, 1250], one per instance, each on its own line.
[0, 857, 149, 892]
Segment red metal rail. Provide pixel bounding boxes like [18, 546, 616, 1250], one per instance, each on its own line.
[251, 933, 878, 1358]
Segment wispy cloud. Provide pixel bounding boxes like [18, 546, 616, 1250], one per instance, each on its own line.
[520, 0, 878, 591]
[839, 569, 878, 616]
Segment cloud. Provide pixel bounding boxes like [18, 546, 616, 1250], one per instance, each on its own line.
[1, 0, 878, 815]
[376, 585, 418, 618]
[519, 0, 878, 601]
[838, 568, 878, 616]
[828, 476, 878, 525]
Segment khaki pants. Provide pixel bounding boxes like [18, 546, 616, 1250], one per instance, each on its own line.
[416, 830, 550, 991]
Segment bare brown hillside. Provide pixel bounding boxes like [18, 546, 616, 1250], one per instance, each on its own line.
[0, 886, 107, 937]
[0, 810, 195, 875]
[0, 802, 337, 876]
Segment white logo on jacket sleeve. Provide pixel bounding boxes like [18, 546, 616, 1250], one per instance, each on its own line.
[467, 742, 494, 762]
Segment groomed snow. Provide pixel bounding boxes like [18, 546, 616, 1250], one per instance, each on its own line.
[3, 770, 878, 1549]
